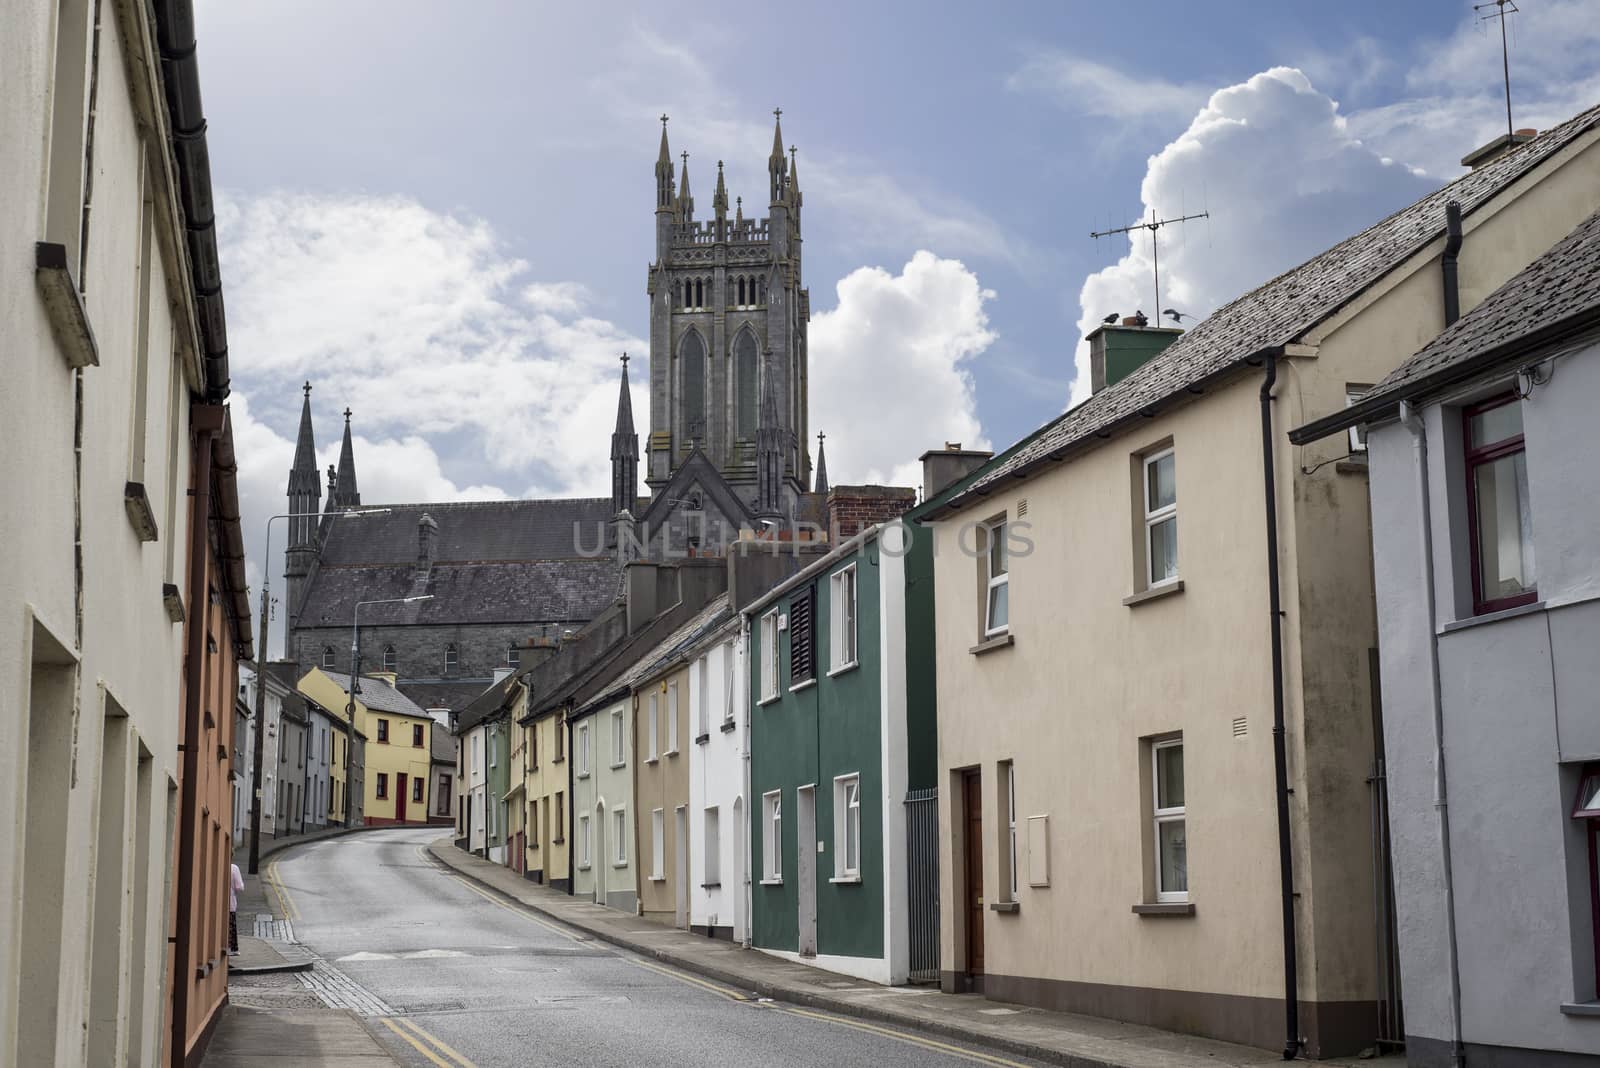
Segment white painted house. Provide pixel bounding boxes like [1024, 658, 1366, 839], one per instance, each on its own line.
[688, 627, 748, 942]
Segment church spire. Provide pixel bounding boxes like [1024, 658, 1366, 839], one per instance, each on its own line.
[788, 146, 801, 207]
[769, 108, 787, 204]
[813, 431, 828, 496]
[678, 151, 694, 221]
[611, 353, 639, 516]
[334, 407, 361, 509]
[287, 382, 321, 546]
[713, 160, 729, 219]
[655, 114, 675, 212]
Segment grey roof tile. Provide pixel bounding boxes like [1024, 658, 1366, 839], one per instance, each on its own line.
[298, 558, 621, 627]
[320, 671, 430, 718]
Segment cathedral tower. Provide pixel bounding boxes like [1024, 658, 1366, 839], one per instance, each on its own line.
[645, 112, 810, 513]
[284, 382, 321, 640]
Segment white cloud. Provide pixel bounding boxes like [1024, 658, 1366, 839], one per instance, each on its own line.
[811, 252, 994, 489]
[1069, 67, 1438, 405]
[1008, 53, 1206, 122]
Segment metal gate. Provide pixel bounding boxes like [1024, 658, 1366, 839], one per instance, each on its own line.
[905, 788, 940, 984]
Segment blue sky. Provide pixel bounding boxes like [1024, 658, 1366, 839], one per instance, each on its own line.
[196, 1, 1600, 648]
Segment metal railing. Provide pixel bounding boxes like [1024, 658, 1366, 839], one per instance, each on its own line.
[905, 787, 940, 983]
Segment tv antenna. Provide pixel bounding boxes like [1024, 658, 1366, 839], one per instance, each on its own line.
[1091, 209, 1209, 325]
[1474, 0, 1520, 144]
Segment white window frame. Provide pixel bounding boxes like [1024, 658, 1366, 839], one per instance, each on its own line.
[646, 693, 658, 762]
[722, 642, 735, 726]
[832, 774, 861, 881]
[761, 790, 782, 883]
[444, 643, 459, 674]
[760, 611, 779, 702]
[613, 806, 628, 866]
[1345, 385, 1371, 454]
[1152, 738, 1187, 903]
[578, 814, 591, 869]
[1002, 761, 1018, 901]
[664, 684, 678, 754]
[695, 661, 709, 737]
[651, 808, 665, 880]
[983, 519, 1009, 637]
[1143, 448, 1179, 589]
[829, 565, 858, 673]
[576, 723, 590, 778]
[610, 708, 625, 767]
[703, 805, 721, 886]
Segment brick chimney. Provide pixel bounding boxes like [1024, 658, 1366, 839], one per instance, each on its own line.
[1086, 322, 1183, 394]
[1460, 127, 1537, 170]
[827, 484, 916, 542]
[920, 443, 993, 501]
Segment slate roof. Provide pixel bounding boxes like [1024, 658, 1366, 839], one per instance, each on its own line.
[612, 595, 733, 692]
[1293, 205, 1600, 442]
[929, 102, 1600, 518]
[454, 672, 519, 734]
[296, 558, 621, 628]
[321, 671, 431, 719]
[318, 500, 620, 566]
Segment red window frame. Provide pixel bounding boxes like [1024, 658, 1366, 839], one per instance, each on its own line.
[1574, 764, 1600, 994]
[1462, 392, 1537, 615]
[376, 773, 388, 799]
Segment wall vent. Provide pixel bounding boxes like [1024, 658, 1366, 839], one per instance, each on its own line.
[1017, 498, 1029, 517]
[1231, 716, 1248, 738]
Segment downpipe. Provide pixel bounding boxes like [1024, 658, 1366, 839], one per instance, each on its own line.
[1399, 400, 1466, 1068]
[1259, 352, 1301, 1060]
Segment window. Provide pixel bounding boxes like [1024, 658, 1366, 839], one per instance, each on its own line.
[554, 718, 565, 761]
[983, 518, 1010, 636]
[438, 775, 452, 815]
[610, 708, 625, 766]
[382, 645, 396, 672]
[507, 644, 520, 668]
[1143, 449, 1179, 587]
[665, 683, 678, 752]
[1345, 386, 1371, 454]
[723, 642, 735, 725]
[1464, 394, 1537, 615]
[613, 808, 627, 865]
[735, 329, 760, 438]
[788, 585, 816, 687]
[830, 565, 858, 671]
[762, 791, 782, 882]
[647, 693, 659, 761]
[1152, 739, 1187, 902]
[530, 724, 538, 768]
[760, 612, 779, 701]
[412, 778, 424, 803]
[489, 730, 497, 768]
[444, 644, 459, 674]
[413, 723, 424, 748]
[577, 723, 590, 776]
[321, 646, 335, 669]
[1001, 761, 1018, 901]
[377, 719, 390, 744]
[651, 808, 665, 879]
[578, 815, 590, 868]
[530, 800, 539, 847]
[1573, 766, 1600, 992]
[682, 330, 707, 443]
[376, 773, 388, 800]
[833, 775, 861, 880]
[704, 806, 721, 886]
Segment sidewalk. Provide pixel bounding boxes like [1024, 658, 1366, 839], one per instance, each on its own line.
[429, 838, 1404, 1068]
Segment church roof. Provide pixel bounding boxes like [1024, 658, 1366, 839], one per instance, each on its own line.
[317, 499, 620, 566]
[298, 557, 620, 628]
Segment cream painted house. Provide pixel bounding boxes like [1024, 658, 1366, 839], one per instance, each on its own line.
[922, 107, 1600, 1057]
[300, 668, 434, 825]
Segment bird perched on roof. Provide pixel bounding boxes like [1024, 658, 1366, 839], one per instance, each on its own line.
[1165, 309, 1190, 324]
[1132, 309, 1149, 326]
[1101, 312, 1118, 324]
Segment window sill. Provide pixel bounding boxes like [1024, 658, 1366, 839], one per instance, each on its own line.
[757, 694, 780, 708]
[124, 482, 158, 542]
[1335, 459, 1368, 476]
[1561, 1001, 1600, 1018]
[1123, 580, 1184, 608]
[970, 634, 1015, 656]
[760, 877, 783, 886]
[577, 864, 590, 871]
[649, 875, 665, 883]
[610, 762, 626, 770]
[720, 720, 736, 734]
[989, 901, 1020, 914]
[553, 837, 564, 845]
[1132, 902, 1195, 917]
[577, 772, 590, 780]
[702, 881, 722, 889]
[827, 661, 859, 679]
[789, 678, 817, 694]
[612, 861, 628, 869]
[645, 757, 659, 765]
[663, 747, 679, 757]
[695, 733, 711, 745]
[36, 241, 99, 369]
[1441, 599, 1545, 635]
[829, 874, 862, 885]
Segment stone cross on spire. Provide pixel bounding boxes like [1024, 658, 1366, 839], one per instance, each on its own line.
[814, 431, 829, 495]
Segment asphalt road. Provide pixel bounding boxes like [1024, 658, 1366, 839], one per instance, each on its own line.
[266, 826, 1045, 1068]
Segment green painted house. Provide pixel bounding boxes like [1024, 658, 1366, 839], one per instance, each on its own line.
[744, 517, 939, 984]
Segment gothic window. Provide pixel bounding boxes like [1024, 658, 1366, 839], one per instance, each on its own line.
[758, 275, 767, 306]
[444, 643, 459, 675]
[382, 646, 396, 672]
[321, 646, 335, 669]
[737, 277, 747, 307]
[735, 329, 759, 439]
[682, 330, 707, 444]
[694, 278, 704, 309]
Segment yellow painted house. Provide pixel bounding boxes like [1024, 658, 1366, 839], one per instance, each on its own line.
[299, 668, 436, 825]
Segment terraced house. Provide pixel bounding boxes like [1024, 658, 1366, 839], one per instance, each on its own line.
[920, 106, 1600, 1057]
[302, 668, 438, 825]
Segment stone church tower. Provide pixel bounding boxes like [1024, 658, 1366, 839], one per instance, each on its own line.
[644, 112, 810, 516]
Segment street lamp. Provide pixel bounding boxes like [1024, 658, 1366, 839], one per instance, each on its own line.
[247, 507, 390, 874]
[344, 594, 434, 827]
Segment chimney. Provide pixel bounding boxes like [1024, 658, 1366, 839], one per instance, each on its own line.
[1460, 127, 1537, 170]
[1086, 322, 1183, 394]
[625, 561, 661, 634]
[827, 484, 917, 542]
[415, 513, 438, 576]
[920, 444, 993, 501]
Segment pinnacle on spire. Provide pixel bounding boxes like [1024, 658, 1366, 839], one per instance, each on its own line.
[788, 146, 801, 206]
[769, 108, 788, 204]
[770, 107, 785, 162]
[291, 383, 317, 477]
[813, 430, 829, 495]
[678, 150, 694, 219]
[335, 408, 360, 508]
[655, 114, 675, 212]
[657, 114, 671, 164]
[615, 353, 636, 435]
[611, 353, 639, 515]
[713, 160, 729, 221]
[735, 195, 743, 226]
[287, 381, 322, 546]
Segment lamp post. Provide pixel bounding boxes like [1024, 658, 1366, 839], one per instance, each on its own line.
[345, 595, 433, 828]
[247, 507, 390, 874]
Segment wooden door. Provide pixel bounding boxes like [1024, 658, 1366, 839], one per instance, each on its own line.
[963, 770, 984, 975]
[396, 773, 408, 823]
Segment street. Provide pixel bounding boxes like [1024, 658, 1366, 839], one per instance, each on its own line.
[258, 828, 1043, 1068]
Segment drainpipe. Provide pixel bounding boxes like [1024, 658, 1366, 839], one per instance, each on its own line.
[1259, 352, 1301, 1060]
[741, 619, 754, 948]
[567, 708, 575, 896]
[1442, 201, 1464, 328]
[172, 404, 223, 1068]
[1399, 400, 1466, 1067]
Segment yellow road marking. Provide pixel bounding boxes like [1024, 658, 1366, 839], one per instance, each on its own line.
[780, 1006, 1035, 1068]
[264, 860, 299, 922]
[627, 956, 751, 1001]
[415, 846, 579, 942]
[393, 1016, 477, 1068]
[378, 1017, 454, 1068]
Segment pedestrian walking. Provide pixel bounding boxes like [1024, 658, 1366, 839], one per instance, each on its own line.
[229, 861, 244, 954]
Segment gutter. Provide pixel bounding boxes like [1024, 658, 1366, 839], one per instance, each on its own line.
[1258, 350, 1301, 1060]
